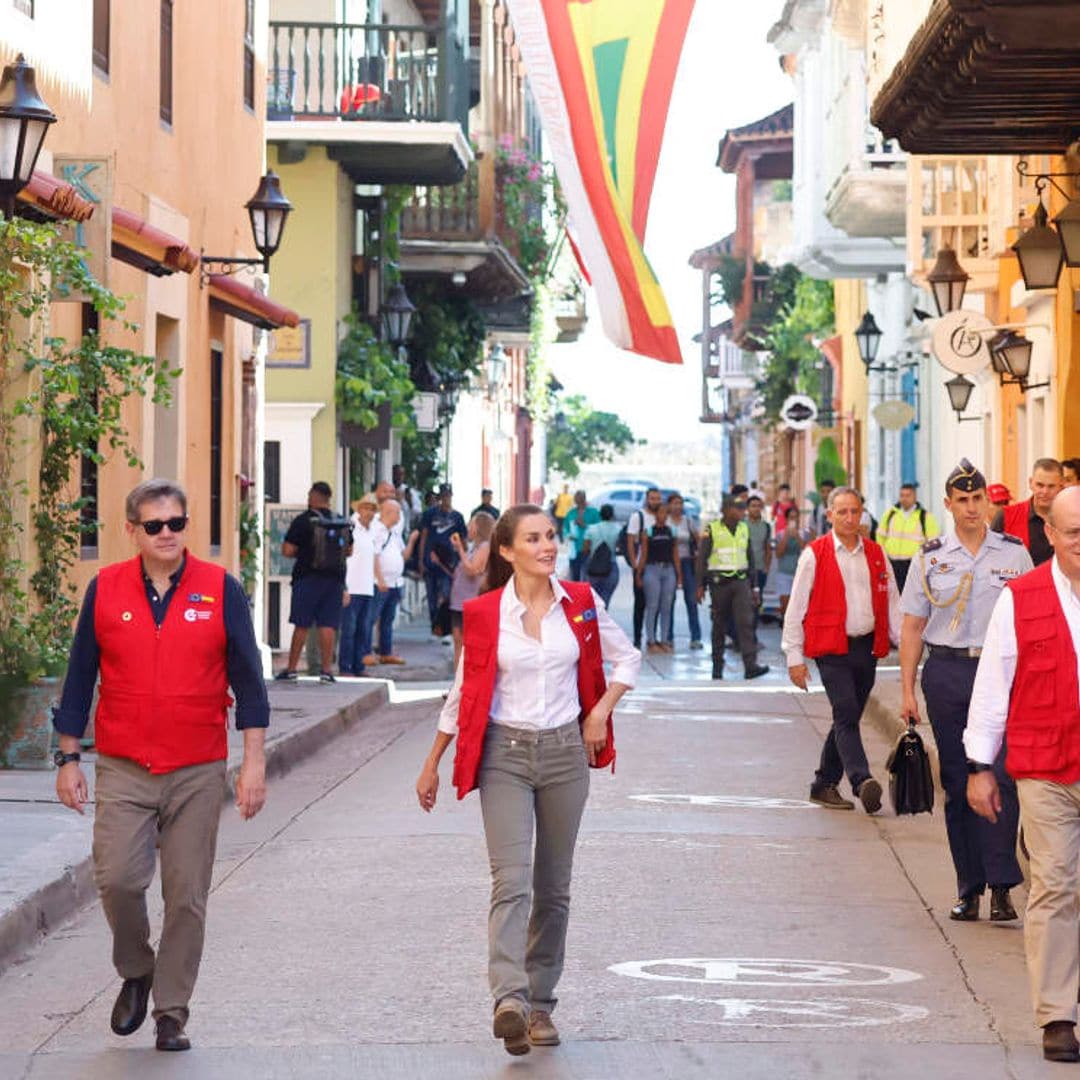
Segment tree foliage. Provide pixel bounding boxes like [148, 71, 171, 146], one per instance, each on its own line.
[336, 311, 416, 431]
[546, 393, 639, 480]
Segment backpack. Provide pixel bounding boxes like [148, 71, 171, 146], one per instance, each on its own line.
[615, 524, 629, 560]
[308, 512, 351, 573]
[586, 539, 614, 578]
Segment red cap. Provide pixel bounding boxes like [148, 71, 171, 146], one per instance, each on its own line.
[987, 483, 1011, 504]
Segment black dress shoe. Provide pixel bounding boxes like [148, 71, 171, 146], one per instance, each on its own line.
[744, 664, 770, 680]
[1044, 1021, 1080, 1062]
[155, 1016, 191, 1052]
[711, 668, 723, 680]
[990, 886, 1018, 922]
[110, 972, 153, 1036]
[949, 894, 980, 921]
[856, 777, 883, 814]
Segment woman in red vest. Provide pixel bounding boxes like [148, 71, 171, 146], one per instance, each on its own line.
[415, 504, 639, 1056]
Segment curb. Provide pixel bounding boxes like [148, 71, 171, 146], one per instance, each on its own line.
[0, 684, 391, 975]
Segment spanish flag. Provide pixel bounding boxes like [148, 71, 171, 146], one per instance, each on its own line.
[510, 0, 692, 365]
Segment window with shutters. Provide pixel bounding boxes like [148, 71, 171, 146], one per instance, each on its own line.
[160, 0, 173, 125]
[243, 0, 255, 109]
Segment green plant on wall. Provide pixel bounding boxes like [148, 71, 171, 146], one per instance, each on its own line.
[495, 135, 565, 283]
[813, 436, 847, 491]
[336, 309, 416, 431]
[238, 501, 261, 598]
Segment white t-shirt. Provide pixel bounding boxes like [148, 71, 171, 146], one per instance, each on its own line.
[345, 516, 375, 596]
[371, 519, 405, 587]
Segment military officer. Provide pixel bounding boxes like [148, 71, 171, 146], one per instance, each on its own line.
[899, 459, 1032, 921]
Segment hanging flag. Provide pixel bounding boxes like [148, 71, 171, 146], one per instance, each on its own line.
[510, 0, 692, 365]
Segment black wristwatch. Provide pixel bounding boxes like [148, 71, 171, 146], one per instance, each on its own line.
[966, 759, 993, 774]
[53, 750, 81, 768]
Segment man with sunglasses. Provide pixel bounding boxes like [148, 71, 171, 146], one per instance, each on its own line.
[52, 479, 269, 1053]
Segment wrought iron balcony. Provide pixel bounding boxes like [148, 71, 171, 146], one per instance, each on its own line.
[267, 19, 468, 129]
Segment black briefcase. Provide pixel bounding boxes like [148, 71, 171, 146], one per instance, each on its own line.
[887, 722, 934, 815]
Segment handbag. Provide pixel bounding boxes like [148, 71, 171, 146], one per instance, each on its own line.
[886, 722, 934, 815]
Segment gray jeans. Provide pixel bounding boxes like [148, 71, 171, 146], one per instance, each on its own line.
[478, 719, 590, 1013]
[642, 563, 677, 644]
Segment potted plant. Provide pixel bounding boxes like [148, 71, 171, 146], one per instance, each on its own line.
[0, 214, 173, 767]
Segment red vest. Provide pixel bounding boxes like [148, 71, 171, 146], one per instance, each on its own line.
[1004, 562, 1080, 782]
[94, 554, 232, 774]
[803, 534, 891, 659]
[451, 580, 612, 800]
[1002, 499, 1032, 550]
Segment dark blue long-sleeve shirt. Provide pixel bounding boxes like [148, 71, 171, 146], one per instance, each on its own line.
[52, 558, 270, 737]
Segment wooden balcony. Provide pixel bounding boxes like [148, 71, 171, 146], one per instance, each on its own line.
[266, 15, 471, 185]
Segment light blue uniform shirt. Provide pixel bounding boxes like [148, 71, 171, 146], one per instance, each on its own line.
[900, 528, 1033, 647]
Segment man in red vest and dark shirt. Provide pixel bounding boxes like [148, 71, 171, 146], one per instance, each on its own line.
[991, 457, 1063, 566]
[967, 485, 1080, 1062]
[52, 480, 269, 1053]
[782, 485, 900, 813]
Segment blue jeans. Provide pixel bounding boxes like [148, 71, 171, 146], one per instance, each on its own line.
[569, 552, 586, 582]
[588, 564, 619, 608]
[643, 563, 677, 644]
[368, 586, 401, 657]
[678, 556, 702, 642]
[424, 568, 452, 629]
[338, 593, 372, 673]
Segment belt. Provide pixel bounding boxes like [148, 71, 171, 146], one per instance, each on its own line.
[707, 571, 747, 581]
[927, 643, 982, 660]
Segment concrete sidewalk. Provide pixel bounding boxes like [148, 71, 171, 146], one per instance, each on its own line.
[0, 679, 393, 976]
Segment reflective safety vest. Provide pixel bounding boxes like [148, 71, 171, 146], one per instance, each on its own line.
[879, 504, 938, 559]
[707, 520, 750, 575]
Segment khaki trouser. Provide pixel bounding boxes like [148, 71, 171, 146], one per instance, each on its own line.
[93, 754, 226, 1025]
[1016, 778, 1080, 1027]
[478, 720, 589, 1014]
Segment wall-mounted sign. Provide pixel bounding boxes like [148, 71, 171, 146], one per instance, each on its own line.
[267, 318, 311, 368]
[413, 392, 439, 432]
[780, 394, 818, 431]
[872, 400, 916, 431]
[52, 156, 112, 301]
[931, 310, 992, 375]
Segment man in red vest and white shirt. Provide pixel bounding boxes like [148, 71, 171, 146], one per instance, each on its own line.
[991, 457, 1063, 566]
[782, 485, 900, 813]
[52, 480, 269, 1053]
[966, 485, 1080, 1063]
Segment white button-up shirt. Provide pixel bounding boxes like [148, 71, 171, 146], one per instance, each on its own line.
[964, 557, 1080, 765]
[438, 576, 640, 736]
[344, 515, 375, 596]
[781, 533, 901, 668]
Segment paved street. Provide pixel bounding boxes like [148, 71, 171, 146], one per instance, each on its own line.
[0, 599, 1063, 1080]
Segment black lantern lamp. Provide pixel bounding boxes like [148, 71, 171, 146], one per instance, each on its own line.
[944, 373, 980, 422]
[854, 310, 884, 371]
[1012, 201, 1064, 291]
[246, 171, 292, 269]
[987, 330, 1016, 382]
[380, 281, 416, 349]
[995, 331, 1033, 382]
[0, 54, 56, 218]
[1053, 196, 1080, 268]
[925, 246, 970, 317]
[201, 171, 293, 283]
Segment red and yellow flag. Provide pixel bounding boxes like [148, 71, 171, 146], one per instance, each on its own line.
[510, 0, 693, 365]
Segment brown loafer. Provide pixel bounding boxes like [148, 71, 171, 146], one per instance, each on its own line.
[493, 998, 529, 1056]
[528, 1009, 560, 1046]
[1043, 1020, 1080, 1062]
[809, 785, 855, 811]
[379, 655, 406, 665]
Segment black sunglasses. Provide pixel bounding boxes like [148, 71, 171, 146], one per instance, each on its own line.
[137, 516, 188, 535]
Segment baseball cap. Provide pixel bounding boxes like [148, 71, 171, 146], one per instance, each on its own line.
[987, 483, 1011, 505]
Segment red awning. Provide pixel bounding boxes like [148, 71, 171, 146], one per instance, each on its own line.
[16, 170, 95, 222]
[206, 273, 300, 331]
[111, 206, 199, 276]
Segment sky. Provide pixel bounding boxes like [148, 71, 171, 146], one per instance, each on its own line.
[547, 2, 793, 443]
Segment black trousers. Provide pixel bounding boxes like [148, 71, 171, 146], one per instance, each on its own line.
[707, 574, 757, 675]
[814, 634, 877, 791]
[890, 558, 912, 594]
[632, 576, 645, 647]
[922, 653, 1021, 896]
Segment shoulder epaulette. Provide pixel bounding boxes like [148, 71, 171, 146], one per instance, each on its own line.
[921, 538, 943, 553]
[1000, 533, 1024, 545]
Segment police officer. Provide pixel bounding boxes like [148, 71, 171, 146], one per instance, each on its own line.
[879, 482, 941, 592]
[695, 496, 769, 681]
[899, 459, 1032, 921]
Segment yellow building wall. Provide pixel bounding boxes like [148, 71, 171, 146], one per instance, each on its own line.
[1057, 271, 1080, 460]
[266, 145, 354, 487]
[3, 0, 268, 593]
[833, 278, 868, 488]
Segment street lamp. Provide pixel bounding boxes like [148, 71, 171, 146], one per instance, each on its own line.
[944, 373, 980, 422]
[200, 170, 293, 282]
[987, 331, 1016, 382]
[379, 281, 416, 349]
[994, 331, 1033, 382]
[1012, 201, 1064, 291]
[1054, 196, 1080, 268]
[854, 310, 883, 371]
[0, 54, 56, 218]
[486, 341, 507, 400]
[925, 246, 969, 316]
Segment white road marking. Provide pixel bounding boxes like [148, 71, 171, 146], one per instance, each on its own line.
[630, 794, 817, 809]
[618, 712, 793, 725]
[649, 995, 929, 1029]
[609, 958, 923, 987]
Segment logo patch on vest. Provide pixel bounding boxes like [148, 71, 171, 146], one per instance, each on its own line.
[121, 611, 133, 622]
[188, 593, 216, 603]
[573, 608, 598, 624]
[183, 608, 212, 623]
